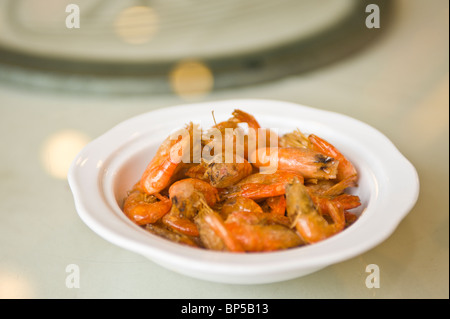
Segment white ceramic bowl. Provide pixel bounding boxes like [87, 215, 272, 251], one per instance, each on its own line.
[68, 99, 419, 284]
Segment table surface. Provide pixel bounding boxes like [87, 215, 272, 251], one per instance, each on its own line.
[0, 0, 448, 299]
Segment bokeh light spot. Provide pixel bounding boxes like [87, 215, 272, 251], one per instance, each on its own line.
[114, 6, 159, 45]
[41, 130, 90, 180]
[0, 269, 34, 299]
[169, 60, 214, 100]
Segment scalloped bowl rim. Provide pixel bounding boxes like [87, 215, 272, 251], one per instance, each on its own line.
[68, 99, 419, 284]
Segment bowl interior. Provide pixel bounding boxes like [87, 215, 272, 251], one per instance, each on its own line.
[104, 113, 376, 248]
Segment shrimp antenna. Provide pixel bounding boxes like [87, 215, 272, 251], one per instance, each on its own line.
[211, 110, 218, 127]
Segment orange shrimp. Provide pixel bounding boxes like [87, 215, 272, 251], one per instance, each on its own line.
[229, 109, 261, 130]
[202, 110, 241, 159]
[251, 147, 339, 180]
[122, 185, 171, 226]
[305, 179, 361, 214]
[145, 222, 201, 248]
[185, 161, 209, 181]
[285, 178, 345, 244]
[232, 110, 279, 159]
[140, 129, 187, 195]
[344, 211, 358, 226]
[265, 195, 286, 215]
[224, 211, 303, 252]
[220, 170, 304, 200]
[195, 197, 301, 252]
[315, 194, 360, 230]
[204, 158, 253, 188]
[169, 178, 219, 212]
[203, 110, 277, 180]
[162, 178, 219, 237]
[162, 214, 199, 237]
[186, 155, 253, 188]
[230, 110, 279, 144]
[195, 199, 245, 252]
[209, 109, 278, 160]
[225, 209, 292, 228]
[166, 162, 201, 185]
[122, 109, 362, 252]
[308, 134, 357, 184]
[331, 194, 361, 211]
[220, 196, 263, 219]
[302, 162, 361, 228]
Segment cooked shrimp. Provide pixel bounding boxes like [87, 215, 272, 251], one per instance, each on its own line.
[122, 185, 171, 226]
[162, 178, 219, 237]
[305, 178, 361, 209]
[196, 197, 301, 252]
[220, 170, 304, 200]
[301, 163, 360, 230]
[168, 178, 219, 216]
[123, 109, 361, 252]
[279, 129, 311, 149]
[202, 111, 240, 160]
[265, 195, 287, 215]
[161, 213, 200, 237]
[145, 222, 202, 248]
[344, 211, 358, 226]
[205, 157, 253, 188]
[251, 147, 339, 180]
[285, 178, 345, 244]
[278, 129, 358, 184]
[140, 126, 191, 195]
[220, 196, 263, 219]
[167, 162, 201, 185]
[195, 199, 245, 252]
[312, 192, 360, 230]
[186, 155, 253, 188]
[225, 209, 292, 228]
[207, 109, 278, 160]
[230, 110, 279, 159]
[185, 161, 209, 181]
[229, 109, 261, 130]
[224, 211, 303, 252]
[330, 194, 361, 211]
[308, 134, 357, 184]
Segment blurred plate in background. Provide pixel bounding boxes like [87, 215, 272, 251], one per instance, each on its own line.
[0, 0, 391, 95]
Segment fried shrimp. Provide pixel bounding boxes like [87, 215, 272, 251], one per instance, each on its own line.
[162, 178, 219, 237]
[285, 178, 345, 243]
[122, 184, 171, 226]
[122, 109, 362, 251]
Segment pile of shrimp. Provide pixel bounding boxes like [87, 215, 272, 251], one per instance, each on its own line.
[122, 110, 361, 253]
